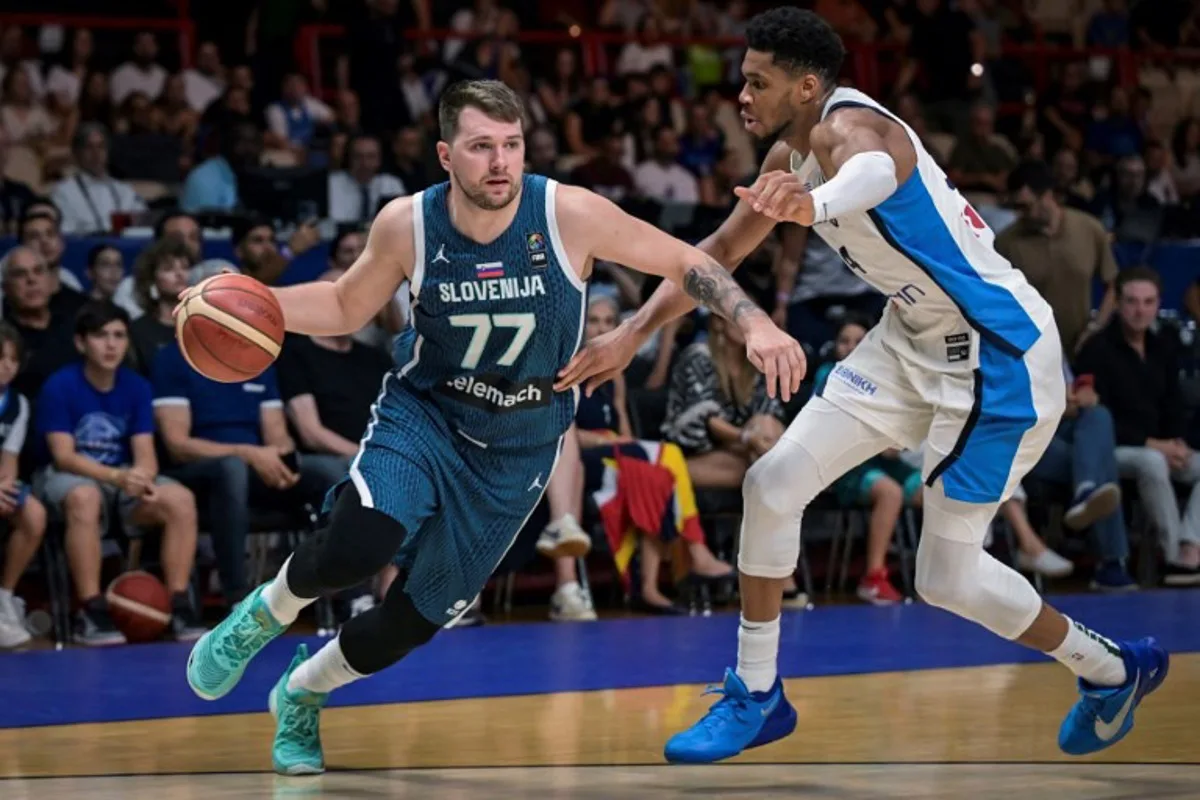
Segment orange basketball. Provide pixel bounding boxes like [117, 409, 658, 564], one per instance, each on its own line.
[175, 273, 285, 383]
[106, 570, 172, 643]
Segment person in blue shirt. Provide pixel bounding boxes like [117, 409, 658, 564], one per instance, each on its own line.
[151, 337, 336, 606]
[34, 302, 205, 646]
[180, 121, 261, 213]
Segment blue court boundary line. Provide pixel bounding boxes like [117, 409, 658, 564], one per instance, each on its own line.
[1, 590, 1196, 729]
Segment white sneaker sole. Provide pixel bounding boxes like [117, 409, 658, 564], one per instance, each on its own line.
[536, 531, 592, 559]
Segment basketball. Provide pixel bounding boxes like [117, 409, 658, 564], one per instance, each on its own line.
[175, 273, 285, 383]
[106, 570, 172, 643]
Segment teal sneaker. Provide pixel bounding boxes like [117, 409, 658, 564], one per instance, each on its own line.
[269, 643, 328, 775]
[186, 584, 286, 700]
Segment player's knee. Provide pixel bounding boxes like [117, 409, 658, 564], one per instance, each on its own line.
[340, 582, 440, 674]
[914, 544, 974, 612]
[742, 439, 821, 518]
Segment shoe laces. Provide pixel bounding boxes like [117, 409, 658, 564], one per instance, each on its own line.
[217, 598, 276, 663]
[696, 684, 752, 731]
[278, 695, 321, 746]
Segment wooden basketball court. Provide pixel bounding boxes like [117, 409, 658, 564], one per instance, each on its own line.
[1, 591, 1196, 798]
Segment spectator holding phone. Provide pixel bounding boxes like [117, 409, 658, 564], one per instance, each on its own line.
[0, 322, 46, 648]
[35, 303, 204, 645]
[1076, 267, 1200, 586]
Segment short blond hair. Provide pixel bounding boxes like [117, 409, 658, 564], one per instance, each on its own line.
[438, 80, 527, 142]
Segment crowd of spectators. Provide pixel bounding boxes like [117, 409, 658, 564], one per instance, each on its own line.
[1, 0, 1200, 644]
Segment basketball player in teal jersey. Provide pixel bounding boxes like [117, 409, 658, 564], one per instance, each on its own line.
[560, 6, 1167, 765]
[182, 80, 805, 775]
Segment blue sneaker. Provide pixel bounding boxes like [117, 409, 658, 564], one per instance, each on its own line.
[1058, 637, 1169, 755]
[1090, 562, 1137, 593]
[269, 643, 328, 775]
[664, 668, 797, 764]
[187, 584, 286, 700]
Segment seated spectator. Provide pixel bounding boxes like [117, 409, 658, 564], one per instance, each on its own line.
[1085, 86, 1144, 167]
[18, 208, 86, 308]
[1, 68, 58, 151]
[536, 427, 597, 622]
[564, 77, 617, 158]
[1050, 147, 1096, 210]
[663, 314, 785, 489]
[180, 120, 261, 213]
[230, 215, 320, 287]
[0, 246, 80, 401]
[634, 126, 699, 204]
[997, 161, 1117, 355]
[615, 14, 674, 76]
[678, 103, 725, 179]
[50, 124, 147, 234]
[573, 295, 732, 614]
[182, 41, 225, 114]
[1076, 267, 1200, 586]
[390, 125, 433, 194]
[1021, 364, 1135, 590]
[570, 127, 635, 203]
[1144, 141, 1179, 206]
[113, 209, 202, 319]
[1171, 117, 1200, 199]
[110, 32, 167, 105]
[151, 339, 336, 605]
[812, 316, 907, 605]
[528, 127, 568, 183]
[0, 322, 45, 648]
[327, 134, 406, 224]
[0, 127, 37, 236]
[264, 72, 334, 160]
[35, 303, 203, 645]
[128, 238, 192, 373]
[84, 245, 124, 304]
[946, 103, 1016, 205]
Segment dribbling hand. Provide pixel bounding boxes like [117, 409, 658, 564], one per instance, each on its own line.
[742, 316, 806, 402]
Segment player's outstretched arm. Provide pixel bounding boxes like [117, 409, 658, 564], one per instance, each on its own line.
[556, 185, 805, 401]
[555, 143, 790, 394]
[270, 197, 415, 337]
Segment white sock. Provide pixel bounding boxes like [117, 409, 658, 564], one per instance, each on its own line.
[736, 615, 780, 693]
[262, 556, 315, 625]
[288, 636, 364, 695]
[1050, 616, 1127, 687]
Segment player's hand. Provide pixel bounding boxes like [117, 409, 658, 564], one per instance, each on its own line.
[735, 171, 815, 226]
[172, 270, 237, 319]
[554, 322, 646, 397]
[741, 315, 806, 402]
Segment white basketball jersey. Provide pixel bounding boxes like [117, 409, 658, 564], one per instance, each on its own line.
[791, 87, 1053, 371]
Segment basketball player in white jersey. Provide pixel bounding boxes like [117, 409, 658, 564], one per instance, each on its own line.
[557, 6, 1167, 763]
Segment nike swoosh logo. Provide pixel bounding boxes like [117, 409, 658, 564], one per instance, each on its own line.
[1093, 674, 1139, 741]
[760, 694, 780, 717]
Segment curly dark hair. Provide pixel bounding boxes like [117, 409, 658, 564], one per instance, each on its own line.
[745, 7, 845, 85]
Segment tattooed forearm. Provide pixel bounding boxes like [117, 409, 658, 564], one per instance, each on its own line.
[683, 261, 768, 327]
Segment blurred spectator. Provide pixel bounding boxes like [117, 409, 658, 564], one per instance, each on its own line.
[535, 428, 597, 622]
[264, 73, 334, 159]
[1171, 117, 1200, 199]
[634, 126, 698, 204]
[1086, 86, 1144, 167]
[180, 120, 262, 213]
[1075, 268, 1200, 586]
[230, 216, 320, 286]
[946, 103, 1016, 205]
[36, 302, 203, 644]
[570, 128, 634, 202]
[0, 27, 45, 101]
[1093, 154, 1162, 238]
[18, 210, 86, 309]
[1050, 147, 1096, 210]
[183, 41, 226, 114]
[1087, 0, 1130, 47]
[573, 296, 731, 613]
[327, 90, 362, 167]
[390, 126, 433, 193]
[599, 0, 659, 31]
[997, 161, 1116, 354]
[1, 67, 59, 151]
[815, 0, 879, 42]
[0, 127, 36, 235]
[84, 245, 124, 304]
[1, 246, 79, 401]
[77, 72, 114, 129]
[895, 0, 984, 133]
[1022, 363, 1135, 590]
[151, 340, 335, 605]
[327, 134, 406, 224]
[128, 238, 192, 373]
[678, 103, 724, 179]
[112, 210, 201, 319]
[535, 48, 582, 132]
[1130, 0, 1193, 50]
[662, 314, 784, 490]
[51, 124, 147, 234]
[1041, 61, 1092, 155]
[812, 317, 907, 605]
[1144, 141, 1179, 206]
[528, 126, 567, 182]
[700, 146, 748, 209]
[110, 32, 168, 105]
[0, 321, 44, 649]
[646, 65, 686, 132]
[616, 15, 674, 76]
[157, 74, 200, 157]
[774, 223, 878, 351]
[45, 29, 95, 110]
[564, 76, 617, 158]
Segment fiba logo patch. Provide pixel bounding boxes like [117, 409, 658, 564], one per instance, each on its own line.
[527, 232, 548, 269]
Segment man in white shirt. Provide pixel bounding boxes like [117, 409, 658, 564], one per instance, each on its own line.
[326, 134, 406, 224]
[633, 126, 700, 204]
[183, 41, 225, 113]
[50, 124, 146, 235]
[109, 32, 168, 105]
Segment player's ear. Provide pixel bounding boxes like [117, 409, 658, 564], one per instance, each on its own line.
[436, 141, 452, 173]
[796, 73, 823, 105]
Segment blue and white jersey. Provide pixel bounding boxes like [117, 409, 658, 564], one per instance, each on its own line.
[791, 87, 1054, 372]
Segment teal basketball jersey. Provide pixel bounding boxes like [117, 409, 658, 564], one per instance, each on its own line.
[393, 174, 586, 449]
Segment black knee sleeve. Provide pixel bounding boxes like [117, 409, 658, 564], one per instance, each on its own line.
[287, 484, 408, 598]
[339, 576, 441, 675]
